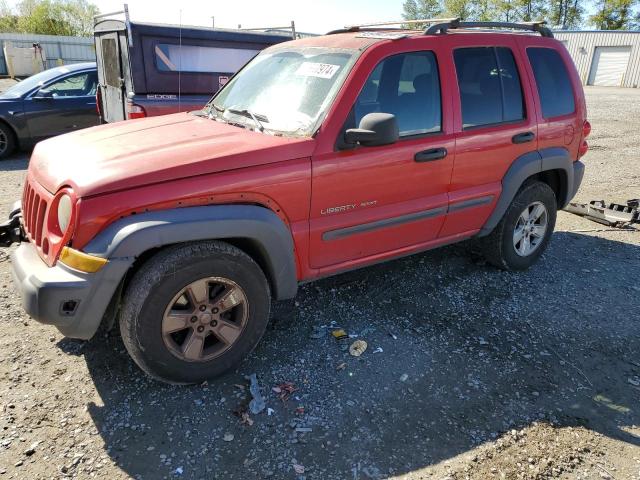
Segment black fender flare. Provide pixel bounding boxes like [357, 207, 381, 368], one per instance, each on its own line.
[478, 147, 580, 236]
[83, 205, 298, 300]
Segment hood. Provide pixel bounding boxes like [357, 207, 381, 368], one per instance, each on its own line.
[30, 113, 315, 197]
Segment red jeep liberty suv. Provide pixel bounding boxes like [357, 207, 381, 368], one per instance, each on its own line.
[1, 19, 589, 383]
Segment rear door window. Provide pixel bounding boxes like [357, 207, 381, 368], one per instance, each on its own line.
[527, 47, 575, 118]
[354, 51, 441, 137]
[454, 47, 525, 129]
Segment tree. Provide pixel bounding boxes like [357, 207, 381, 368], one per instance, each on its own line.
[548, 0, 584, 28]
[443, 0, 475, 19]
[0, 0, 98, 36]
[0, 0, 19, 32]
[512, 0, 548, 21]
[590, 0, 637, 29]
[402, 0, 443, 27]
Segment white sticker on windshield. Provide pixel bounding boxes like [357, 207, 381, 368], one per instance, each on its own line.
[295, 62, 340, 79]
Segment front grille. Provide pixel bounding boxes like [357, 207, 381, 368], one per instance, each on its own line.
[22, 178, 52, 248]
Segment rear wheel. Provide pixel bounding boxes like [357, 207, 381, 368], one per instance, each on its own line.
[119, 241, 271, 384]
[482, 181, 557, 271]
[0, 123, 16, 160]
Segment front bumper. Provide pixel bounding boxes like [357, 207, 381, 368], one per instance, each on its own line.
[10, 241, 130, 339]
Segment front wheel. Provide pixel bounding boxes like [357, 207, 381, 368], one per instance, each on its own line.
[481, 181, 557, 271]
[119, 241, 271, 384]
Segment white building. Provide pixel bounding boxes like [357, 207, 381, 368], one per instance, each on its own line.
[555, 31, 640, 88]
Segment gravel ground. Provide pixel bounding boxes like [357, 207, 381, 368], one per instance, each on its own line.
[0, 86, 639, 480]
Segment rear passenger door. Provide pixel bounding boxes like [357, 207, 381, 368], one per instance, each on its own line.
[441, 37, 538, 238]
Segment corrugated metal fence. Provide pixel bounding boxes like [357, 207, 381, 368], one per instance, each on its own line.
[0, 33, 95, 76]
[555, 31, 640, 88]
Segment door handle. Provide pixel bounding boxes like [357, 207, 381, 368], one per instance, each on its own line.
[512, 131, 535, 144]
[415, 147, 447, 162]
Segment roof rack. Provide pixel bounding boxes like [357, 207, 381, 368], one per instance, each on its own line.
[327, 18, 457, 35]
[424, 19, 554, 38]
[93, 3, 134, 46]
[238, 21, 297, 39]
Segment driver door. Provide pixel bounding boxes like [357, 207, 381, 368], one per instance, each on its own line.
[309, 47, 455, 270]
[24, 70, 98, 142]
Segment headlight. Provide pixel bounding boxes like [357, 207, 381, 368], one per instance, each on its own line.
[57, 194, 72, 233]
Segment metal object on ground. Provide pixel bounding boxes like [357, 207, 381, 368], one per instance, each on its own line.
[564, 199, 640, 228]
[0, 212, 22, 248]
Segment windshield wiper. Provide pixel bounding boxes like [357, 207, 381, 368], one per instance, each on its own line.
[227, 108, 269, 132]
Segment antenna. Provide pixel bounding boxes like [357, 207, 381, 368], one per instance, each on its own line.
[178, 9, 182, 113]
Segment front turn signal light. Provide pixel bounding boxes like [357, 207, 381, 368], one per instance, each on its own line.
[59, 247, 108, 273]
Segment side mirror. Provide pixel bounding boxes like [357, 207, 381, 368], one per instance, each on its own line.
[344, 113, 399, 147]
[34, 89, 54, 99]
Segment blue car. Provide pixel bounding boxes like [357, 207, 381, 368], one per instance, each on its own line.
[0, 62, 98, 159]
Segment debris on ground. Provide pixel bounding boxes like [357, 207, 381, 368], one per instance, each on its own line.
[223, 433, 234, 442]
[336, 362, 347, 371]
[399, 373, 409, 382]
[349, 339, 368, 356]
[292, 463, 305, 474]
[245, 373, 266, 415]
[331, 328, 348, 340]
[564, 199, 639, 228]
[272, 382, 297, 402]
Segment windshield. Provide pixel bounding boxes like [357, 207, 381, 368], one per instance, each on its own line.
[0, 66, 78, 98]
[209, 47, 358, 136]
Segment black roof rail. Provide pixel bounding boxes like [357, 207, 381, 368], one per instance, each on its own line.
[327, 18, 458, 35]
[425, 19, 554, 38]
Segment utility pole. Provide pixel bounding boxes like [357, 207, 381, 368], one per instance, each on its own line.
[211, 16, 215, 28]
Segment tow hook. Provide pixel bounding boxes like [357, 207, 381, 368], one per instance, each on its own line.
[0, 211, 23, 248]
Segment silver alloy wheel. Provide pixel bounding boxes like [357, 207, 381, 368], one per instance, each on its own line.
[0, 129, 7, 156]
[162, 277, 249, 362]
[513, 201, 548, 257]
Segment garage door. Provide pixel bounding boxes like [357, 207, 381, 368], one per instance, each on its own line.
[588, 46, 632, 86]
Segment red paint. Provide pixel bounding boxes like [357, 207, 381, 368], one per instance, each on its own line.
[24, 30, 587, 278]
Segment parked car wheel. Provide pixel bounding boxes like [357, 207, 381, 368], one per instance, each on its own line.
[482, 181, 557, 271]
[0, 123, 16, 160]
[119, 241, 271, 384]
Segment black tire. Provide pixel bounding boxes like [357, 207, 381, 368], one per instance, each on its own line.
[0, 122, 16, 160]
[481, 181, 557, 271]
[119, 241, 271, 384]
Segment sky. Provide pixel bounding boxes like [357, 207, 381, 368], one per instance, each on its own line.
[8, 0, 407, 34]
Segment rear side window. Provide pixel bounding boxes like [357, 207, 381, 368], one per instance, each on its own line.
[354, 51, 441, 136]
[527, 48, 575, 118]
[454, 47, 525, 129]
[155, 44, 259, 73]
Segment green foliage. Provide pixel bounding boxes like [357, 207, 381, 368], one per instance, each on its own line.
[0, 0, 99, 36]
[402, 0, 550, 24]
[443, 0, 475, 20]
[548, 0, 585, 28]
[402, 0, 443, 28]
[590, 0, 638, 29]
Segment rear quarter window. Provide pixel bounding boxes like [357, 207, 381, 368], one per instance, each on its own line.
[526, 47, 575, 118]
